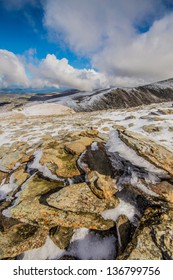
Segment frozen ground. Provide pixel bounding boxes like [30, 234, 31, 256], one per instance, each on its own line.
[0, 101, 172, 149]
[0, 101, 173, 260]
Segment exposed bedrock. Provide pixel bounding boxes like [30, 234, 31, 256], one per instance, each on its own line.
[0, 128, 172, 259]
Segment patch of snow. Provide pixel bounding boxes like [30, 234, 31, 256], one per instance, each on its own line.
[130, 171, 159, 197]
[101, 199, 140, 226]
[13, 162, 21, 170]
[70, 228, 89, 243]
[0, 174, 18, 201]
[91, 142, 99, 151]
[18, 236, 64, 260]
[77, 151, 88, 172]
[67, 230, 116, 260]
[20, 103, 75, 116]
[27, 150, 62, 181]
[106, 129, 168, 176]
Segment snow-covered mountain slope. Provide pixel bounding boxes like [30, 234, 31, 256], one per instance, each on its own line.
[45, 78, 173, 112]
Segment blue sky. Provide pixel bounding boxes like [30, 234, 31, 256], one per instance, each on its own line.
[0, 1, 90, 68]
[0, 0, 173, 90]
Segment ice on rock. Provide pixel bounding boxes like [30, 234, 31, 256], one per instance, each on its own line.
[106, 129, 167, 176]
[0, 174, 18, 201]
[101, 199, 140, 226]
[27, 150, 62, 181]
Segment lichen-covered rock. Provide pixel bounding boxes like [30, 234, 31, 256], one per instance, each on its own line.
[118, 207, 173, 260]
[40, 130, 100, 178]
[143, 124, 162, 133]
[64, 137, 94, 155]
[11, 175, 114, 230]
[149, 181, 173, 203]
[12, 165, 29, 186]
[88, 171, 117, 199]
[0, 223, 48, 259]
[119, 129, 173, 175]
[0, 142, 29, 170]
[50, 226, 74, 249]
[47, 182, 119, 213]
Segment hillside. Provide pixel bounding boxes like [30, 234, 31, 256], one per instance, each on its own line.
[51, 78, 173, 112]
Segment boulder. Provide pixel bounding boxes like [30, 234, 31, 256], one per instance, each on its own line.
[47, 182, 119, 213]
[0, 223, 48, 259]
[118, 207, 173, 260]
[50, 226, 74, 249]
[88, 171, 117, 200]
[11, 175, 115, 230]
[40, 130, 100, 178]
[149, 181, 173, 204]
[0, 142, 30, 170]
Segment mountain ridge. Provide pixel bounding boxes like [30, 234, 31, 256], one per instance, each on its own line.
[52, 78, 173, 112]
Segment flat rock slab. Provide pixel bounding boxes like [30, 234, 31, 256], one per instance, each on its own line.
[10, 175, 114, 230]
[40, 130, 100, 178]
[118, 208, 173, 260]
[47, 182, 119, 214]
[0, 223, 48, 259]
[119, 129, 173, 176]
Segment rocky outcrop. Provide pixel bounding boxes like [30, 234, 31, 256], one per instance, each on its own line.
[0, 223, 48, 259]
[149, 181, 173, 203]
[47, 182, 118, 213]
[11, 174, 115, 230]
[118, 129, 173, 176]
[40, 130, 101, 177]
[0, 124, 173, 260]
[118, 207, 173, 260]
[50, 226, 74, 249]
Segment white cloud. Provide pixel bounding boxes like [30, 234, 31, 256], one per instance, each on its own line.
[30, 54, 109, 90]
[0, 49, 109, 90]
[1, 0, 173, 89]
[94, 12, 173, 83]
[0, 49, 29, 88]
[43, 0, 173, 86]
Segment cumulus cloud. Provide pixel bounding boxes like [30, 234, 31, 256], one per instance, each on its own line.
[94, 12, 173, 83]
[43, 0, 161, 54]
[30, 54, 109, 90]
[1, 0, 173, 89]
[0, 49, 29, 88]
[43, 0, 173, 85]
[0, 49, 108, 90]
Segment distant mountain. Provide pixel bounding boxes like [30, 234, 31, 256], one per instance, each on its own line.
[1, 78, 173, 112]
[0, 86, 71, 94]
[28, 89, 80, 101]
[51, 78, 173, 112]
